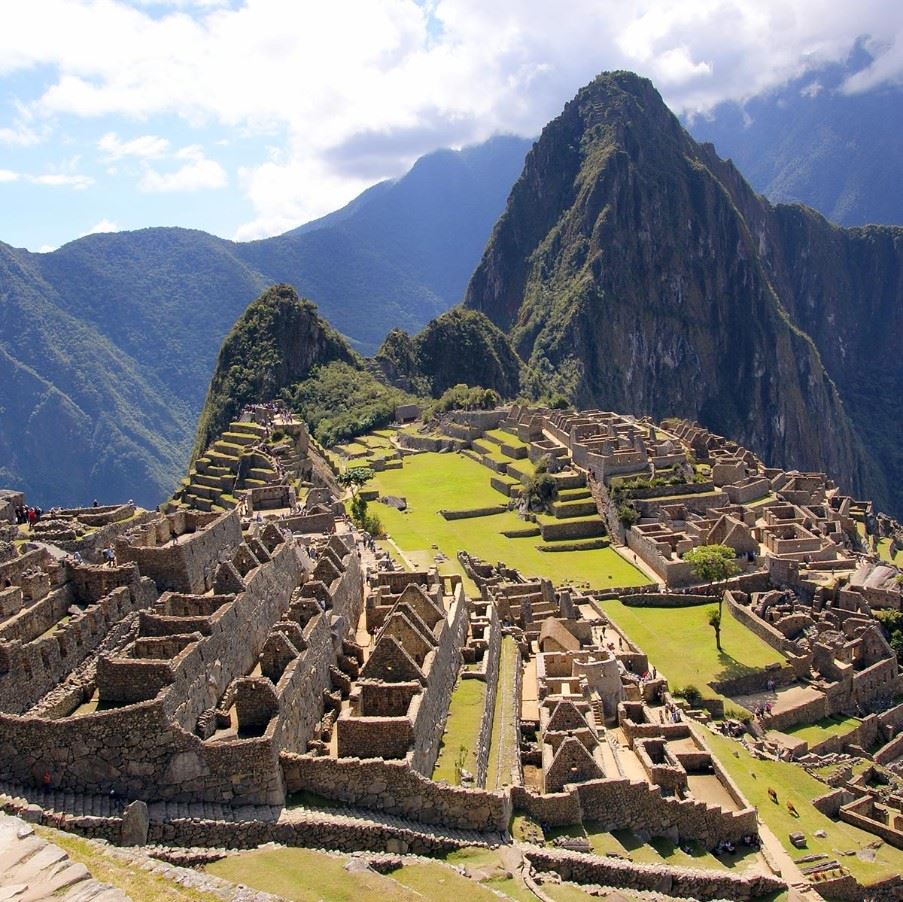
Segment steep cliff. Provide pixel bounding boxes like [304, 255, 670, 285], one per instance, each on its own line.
[465, 71, 896, 511]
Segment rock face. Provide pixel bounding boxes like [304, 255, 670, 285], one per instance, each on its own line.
[465, 71, 900, 513]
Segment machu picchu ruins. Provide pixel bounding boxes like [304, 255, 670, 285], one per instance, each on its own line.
[3, 398, 903, 901]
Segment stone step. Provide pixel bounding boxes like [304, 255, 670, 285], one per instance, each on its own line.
[551, 500, 598, 519]
[192, 473, 226, 490]
[211, 441, 243, 459]
[221, 430, 257, 446]
[229, 421, 268, 437]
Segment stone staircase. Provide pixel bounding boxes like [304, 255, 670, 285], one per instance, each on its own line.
[178, 421, 279, 512]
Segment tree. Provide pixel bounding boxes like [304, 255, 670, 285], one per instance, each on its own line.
[618, 504, 639, 527]
[522, 472, 558, 513]
[338, 466, 374, 498]
[708, 609, 722, 652]
[683, 544, 740, 584]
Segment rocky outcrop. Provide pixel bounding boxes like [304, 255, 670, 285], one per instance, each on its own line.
[465, 71, 900, 513]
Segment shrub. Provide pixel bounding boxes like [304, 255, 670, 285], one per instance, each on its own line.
[618, 504, 639, 527]
[288, 361, 415, 448]
[522, 472, 558, 513]
[674, 685, 702, 705]
[429, 384, 501, 415]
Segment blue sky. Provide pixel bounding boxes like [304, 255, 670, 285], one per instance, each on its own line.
[1, 0, 900, 252]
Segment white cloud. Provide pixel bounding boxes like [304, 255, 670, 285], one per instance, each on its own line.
[0, 123, 41, 146]
[30, 173, 93, 189]
[98, 131, 170, 159]
[80, 218, 120, 236]
[139, 153, 227, 192]
[0, 169, 19, 183]
[37, 244, 57, 252]
[0, 0, 900, 236]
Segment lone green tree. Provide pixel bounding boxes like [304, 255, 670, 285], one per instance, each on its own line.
[338, 466, 374, 498]
[708, 608, 722, 651]
[683, 544, 740, 584]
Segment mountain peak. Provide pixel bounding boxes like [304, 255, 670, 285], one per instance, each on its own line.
[464, 70, 898, 513]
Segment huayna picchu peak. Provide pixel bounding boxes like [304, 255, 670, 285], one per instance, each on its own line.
[465, 71, 901, 517]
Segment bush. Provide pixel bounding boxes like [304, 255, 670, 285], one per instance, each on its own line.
[674, 685, 702, 705]
[522, 472, 558, 513]
[429, 384, 501, 415]
[618, 504, 639, 527]
[288, 361, 415, 448]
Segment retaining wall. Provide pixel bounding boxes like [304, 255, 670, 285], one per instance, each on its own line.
[526, 848, 784, 901]
[280, 754, 511, 831]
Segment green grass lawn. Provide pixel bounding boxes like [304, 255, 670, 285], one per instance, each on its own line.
[206, 846, 539, 902]
[206, 847, 413, 901]
[602, 600, 784, 701]
[390, 860, 512, 901]
[485, 427, 528, 448]
[782, 714, 862, 745]
[369, 451, 649, 590]
[877, 537, 900, 564]
[486, 636, 521, 789]
[433, 677, 486, 784]
[705, 729, 903, 886]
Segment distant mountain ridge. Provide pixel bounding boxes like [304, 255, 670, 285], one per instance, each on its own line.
[3, 64, 903, 512]
[687, 53, 903, 227]
[0, 135, 531, 506]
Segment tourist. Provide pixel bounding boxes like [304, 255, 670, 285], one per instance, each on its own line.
[92, 499, 99, 508]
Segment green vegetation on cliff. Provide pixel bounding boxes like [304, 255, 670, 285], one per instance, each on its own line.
[464, 70, 897, 513]
[288, 360, 413, 447]
[194, 285, 355, 454]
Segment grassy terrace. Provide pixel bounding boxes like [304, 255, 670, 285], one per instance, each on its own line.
[782, 714, 862, 745]
[207, 844, 565, 901]
[705, 729, 903, 886]
[39, 827, 220, 902]
[433, 677, 486, 784]
[602, 600, 784, 701]
[369, 451, 649, 590]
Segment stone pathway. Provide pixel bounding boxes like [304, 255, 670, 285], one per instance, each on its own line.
[0, 813, 128, 901]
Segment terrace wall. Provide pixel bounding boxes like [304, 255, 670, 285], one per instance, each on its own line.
[526, 849, 784, 902]
[510, 778, 756, 847]
[280, 753, 511, 831]
[117, 510, 242, 594]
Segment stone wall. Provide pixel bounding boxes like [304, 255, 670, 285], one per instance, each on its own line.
[440, 505, 508, 520]
[0, 538, 314, 805]
[511, 778, 757, 848]
[409, 588, 468, 774]
[117, 510, 243, 594]
[526, 848, 784, 901]
[279, 512, 335, 534]
[280, 754, 512, 831]
[0, 576, 158, 714]
[474, 607, 501, 787]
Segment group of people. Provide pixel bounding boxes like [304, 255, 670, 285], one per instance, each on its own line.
[13, 505, 43, 526]
[659, 700, 683, 724]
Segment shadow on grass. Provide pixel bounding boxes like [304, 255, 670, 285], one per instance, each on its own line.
[714, 648, 760, 682]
